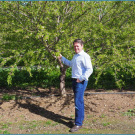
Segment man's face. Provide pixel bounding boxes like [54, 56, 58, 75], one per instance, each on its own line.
[74, 42, 83, 54]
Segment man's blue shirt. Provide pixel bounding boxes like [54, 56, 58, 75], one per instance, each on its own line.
[61, 50, 93, 81]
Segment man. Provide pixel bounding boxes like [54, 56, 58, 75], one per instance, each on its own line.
[58, 39, 93, 132]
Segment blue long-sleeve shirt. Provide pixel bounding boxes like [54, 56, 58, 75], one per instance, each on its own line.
[61, 50, 93, 81]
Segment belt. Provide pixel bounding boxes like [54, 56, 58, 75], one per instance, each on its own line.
[72, 78, 77, 80]
[72, 78, 85, 82]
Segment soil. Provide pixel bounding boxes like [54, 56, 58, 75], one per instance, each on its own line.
[0, 87, 135, 134]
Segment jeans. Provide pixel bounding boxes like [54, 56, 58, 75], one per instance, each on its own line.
[72, 79, 88, 126]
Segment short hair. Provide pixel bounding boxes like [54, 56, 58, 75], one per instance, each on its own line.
[73, 39, 84, 46]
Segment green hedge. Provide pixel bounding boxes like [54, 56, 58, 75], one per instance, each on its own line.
[0, 68, 60, 89]
[0, 67, 134, 90]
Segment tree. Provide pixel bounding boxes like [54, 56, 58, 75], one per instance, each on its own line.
[0, 1, 135, 95]
[80, 1, 135, 88]
[0, 1, 93, 96]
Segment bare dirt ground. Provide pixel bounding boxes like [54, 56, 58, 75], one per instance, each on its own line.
[0, 87, 135, 134]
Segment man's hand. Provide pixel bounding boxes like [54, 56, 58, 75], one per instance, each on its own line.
[76, 79, 82, 83]
[58, 54, 62, 59]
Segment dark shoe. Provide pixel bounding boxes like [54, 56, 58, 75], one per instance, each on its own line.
[70, 120, 75, 124]
[70, 120, 84, 125]
[69, 125, 82, 132]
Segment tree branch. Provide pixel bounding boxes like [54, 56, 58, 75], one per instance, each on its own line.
[66, 7, 91, 28]
[100, 2, 119, 22]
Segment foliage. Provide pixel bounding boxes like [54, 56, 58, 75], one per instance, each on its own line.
[0, 67, 134, 90]
[2, 93, 16, 101]
[0, 1, 135, 92]
[0, 67, 60, 89]
[82, 1, 135, 89]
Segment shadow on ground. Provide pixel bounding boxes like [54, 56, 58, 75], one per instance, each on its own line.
[11, 96, 74, 128]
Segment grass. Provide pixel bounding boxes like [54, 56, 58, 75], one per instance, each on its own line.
[45, 120, 52, 126]
[101, 114, 106, 118]
[52, 122, 59, 126]
[44, 132, 49, 134]
[20, 115, 24, 118]
[28, 124, 37, 129]
[0, 117, 135, 134]
[123, 108, 135, 116]
[3, 130, 10, 134]
[87, 115, 93, 118]
[2, 124, 8, 129]
[15, 118, 18, 121]
[2, 94, 16, 101]
[103, 122, 110, 126]
[92, 119, 96, 123]
[0, 123, 10, 134]
[19, 125, 24, 130]
[70, 114, 74, 118]
[2, 93, 21, 101]
[0, 115, 3, 119]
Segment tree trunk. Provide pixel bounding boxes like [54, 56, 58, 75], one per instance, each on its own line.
[59, 66, 68, 96]
[57, 58, 68, 96]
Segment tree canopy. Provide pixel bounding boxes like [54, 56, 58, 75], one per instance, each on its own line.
[0, 1, 135, 95]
